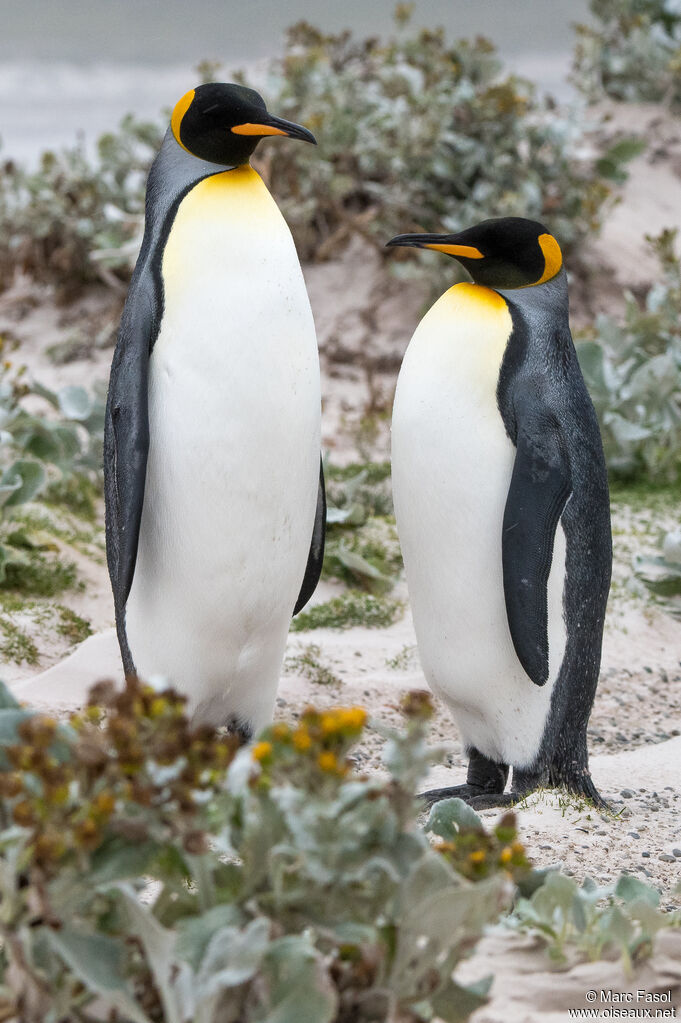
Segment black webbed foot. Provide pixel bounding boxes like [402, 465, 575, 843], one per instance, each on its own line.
[418, 784, 482, 810]
[466, 791, 524, 810]
[418, 747, 510, 809]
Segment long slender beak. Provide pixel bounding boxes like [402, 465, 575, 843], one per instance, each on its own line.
[386, 233, 448, 249]
[386, 233, 484, 259]
[231, 114, 316, 144]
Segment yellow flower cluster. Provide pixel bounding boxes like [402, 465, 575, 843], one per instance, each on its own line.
[434, 813, 530, 883]
[0, 677, 240, 874]
[252, 705, 369, 780]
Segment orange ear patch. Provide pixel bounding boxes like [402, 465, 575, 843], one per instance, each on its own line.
[535, 233, 563, 284]
[423, 243, 485, 259]
[171, 89, 196, 152]
[231, 123, 287, 136]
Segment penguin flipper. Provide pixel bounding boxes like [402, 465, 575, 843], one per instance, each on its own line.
[293, 458, 326, 615]
[502, 409, 572, 687]
[104, 283, 153, 649]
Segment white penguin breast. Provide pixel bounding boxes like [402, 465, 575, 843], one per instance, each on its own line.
[125, 167, 320, 728]
[391, 283, 567, 767]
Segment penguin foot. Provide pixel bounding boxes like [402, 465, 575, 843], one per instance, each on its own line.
[563, 772, 610, 811]
[466, 791, 523, 810]
[418, 784, 483, 810]
[418, 787, 523, 811]
[223, 717, 253, 747]
[419, 748, 510, 809]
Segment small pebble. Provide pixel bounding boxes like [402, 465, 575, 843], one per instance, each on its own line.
[620, 789, 635, 799]
[673, 848, 681, 857]
[642, 851, 651, 858]
[660, 854, 676, 863]
[628, 832, 640, 839]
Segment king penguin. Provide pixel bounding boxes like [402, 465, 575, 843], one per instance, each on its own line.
[387, 218, 612, 807]
[104, 83, 325, 738]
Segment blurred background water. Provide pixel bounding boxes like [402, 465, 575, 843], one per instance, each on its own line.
[1, 0, 589, 164]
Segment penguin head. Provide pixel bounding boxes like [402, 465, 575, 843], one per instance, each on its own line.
[170, 83, 316, 166]
[386, 217, 563, 289]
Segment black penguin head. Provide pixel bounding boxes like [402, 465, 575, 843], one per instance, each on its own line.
[170, 82, 316, 166]
[386, 217, 563, 289]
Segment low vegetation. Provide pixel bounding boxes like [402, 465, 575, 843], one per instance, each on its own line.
[0, 682, 511, 1023]
[324, 462, 401, 594]
[0, 350, 103, 660]
[284, 642, 340, 685]
[0, 679, 675, 1023]
[254, 7, 622, 286]
[511, 871, 679, 967]
[573, 0, 681, 106]
[0, 117, 160, 302]
[291, 589, 405, 632]
[576, 230, 681, 483]
[635, 521, 681, 617]
[0, 10, 637, 304]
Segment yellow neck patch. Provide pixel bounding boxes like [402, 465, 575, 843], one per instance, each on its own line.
[417, 282, 513, 385]
[446, 281, 509, 315]
[163, 166, 277, 252]
[171, 89, 196, 154]
[423, 282, 511, 339]
[533, 233, 563, 285]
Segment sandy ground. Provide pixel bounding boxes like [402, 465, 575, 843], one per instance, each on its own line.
[1, 98, 681, 1018]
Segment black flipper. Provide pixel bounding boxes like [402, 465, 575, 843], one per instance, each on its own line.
[293, 459, 326, 615]
[502, 402, 572, 687]
[104, 283, 155, 675]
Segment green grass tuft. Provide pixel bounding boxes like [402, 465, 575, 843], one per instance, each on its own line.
[291, 590, 404, 631]
[1, 553, 78, 597]
[44, 475, 100, 522]
[0, 619, 39, 665]
[284, 644, 339, 685]
[56, 605, 92, 645]
[327, 461, 391, 484]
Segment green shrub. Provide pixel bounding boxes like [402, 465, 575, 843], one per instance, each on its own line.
[255, 10, 616, 283]
[291, 589, 404, 630]
[0, 679, 676, 1021]
[573, 0, 681, 106]
[634, 521, 681, 615]
[0, 680, 517, 1023]
[0, 14, 625, 300]
[284, 642, 340, 685]
[576, 229, 681, 482]
[0, 115, 161, 301]
[511, 871, 679, 967]
[0, 351, 104, 589]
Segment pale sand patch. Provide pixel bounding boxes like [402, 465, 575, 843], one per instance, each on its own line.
[463, 927, 681, 1022]
[586, 102, 681, 289]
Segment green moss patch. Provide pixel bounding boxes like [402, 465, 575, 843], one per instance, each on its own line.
[1, 552, 78, 597]
[56, 605, 92, 645]
[291, 590, 404, 632]
[0, 619, 39, 665]
[284, 644, 340, 685]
